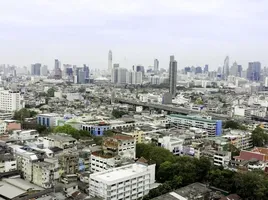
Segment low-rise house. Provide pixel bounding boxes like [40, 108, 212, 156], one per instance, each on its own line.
[43, 134, 77, 149]
[10, 129, 39, 141]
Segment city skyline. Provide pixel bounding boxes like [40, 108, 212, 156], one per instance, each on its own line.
[1, 0, 268, 69]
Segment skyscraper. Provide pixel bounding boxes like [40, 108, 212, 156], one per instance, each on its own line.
[230, 62, 239, 77]
[54, 59, 62, 79]
[154, 59, 159, 73]
[169, 55, 177, 97]
[247, 62, 261, 81]
[83, 64, 90, 83]
[204, 65, 209, 73]
[31, 63, 41, 76]
[222, 56, 229, 80]
[41, 65, 48, 76]
[111, 64, 119, 84]
[108, 50, 112, 73]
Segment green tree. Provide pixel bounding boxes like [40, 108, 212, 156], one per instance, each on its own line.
[252, 126, 268, 147]
[47, 88, 55, 97]
[224, 120, 247, 130]
[112, 109, 127, 118]
[13, 108, 37, 121]
[53, 124, 80, 139]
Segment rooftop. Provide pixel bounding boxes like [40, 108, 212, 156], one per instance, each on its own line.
[152, 182, 211, 200]
[46, 134, 76, 142]
[90, 163, 152, 183]
[169, 114, 218, 123]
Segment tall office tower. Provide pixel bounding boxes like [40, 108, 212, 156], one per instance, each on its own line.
[195, 66, 202, 74]
[204, 64, 209, 73]
[111, 64, 119, 84]
[41, 65, 48, 76]
[247, 62, 261, 81]
[54, 59, 62, 79]
[83, 64, 90, 83]
[230, 62, 239, 77]
[31, 63, 41, 76]
[135, 65, 145, 76]
[154, 59, 159, 73]
[117, 68, 128, 84]
[0, 89, 24, 111]
[222, 56, 229, 80]
[108, 50, 112, 73]
[169, 55, 177, 97]
[237, 65, 242, 77]
[76, 68, 86, 84]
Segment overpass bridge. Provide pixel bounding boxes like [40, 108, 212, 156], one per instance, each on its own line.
[116, 98, 230, 120]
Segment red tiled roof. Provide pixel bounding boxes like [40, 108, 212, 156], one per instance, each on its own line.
[234, 150, 265, 161]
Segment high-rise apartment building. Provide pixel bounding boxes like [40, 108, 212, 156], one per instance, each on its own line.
[117, 68, 128, 84]
[108, 50, 113, 73]
[54, 59, 62, 79]
[83, 64, 90, 83]
[169, 55, 177, 97]
[154, 59, 159, 73]
[230, 62, 239, 77]
[247, 62, 261, 81]
[41, 65, 48, 76]
[204, 64, 209, 73]
[31, 63, 41, 76]
[0, 89, 24, 111]
[111, 64, 119, 84]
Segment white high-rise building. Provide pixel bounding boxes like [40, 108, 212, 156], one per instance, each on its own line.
[264, 77, 268, 87]
[117, 68, 127, 84]
[230, 62, 238, 77]
[154, 59, 159, 73]
[0, 89, 24, 112]
[89, 162, 156, 200]
[108, 50, 113, 73]
[111, 64, 119, 84]
[222, 56, 229, 80]
[41, 65, 48, 76]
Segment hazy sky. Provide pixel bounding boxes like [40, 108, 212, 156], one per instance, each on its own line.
[1, 0, 268, 70]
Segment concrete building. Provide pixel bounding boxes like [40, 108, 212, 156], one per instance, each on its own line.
[103, 135, 136, 159]
[0, 121, 6, 134]
[222, 130, 253, 150]
[41, 65, 48, 76]
[247, 61, 261, 81]
[154, 59, 159, 73]
[43, 134, 77, 149]
[0, 153, 17, 173]
[37, 113, 60, 127]
[31, 63, 41, 76]
[213, 151, 232, 167]
[168, 114, 222, 136]
[169, 55, 177, 97]
[57, 151, 79, 175]
[122, 130, 146, 144]
[0, 89, 24, 112]
[118, 68, 128, 84]
[89, 162, 156, 200]
[158, 136, 184, 155]
[33, 161, 56, 188]
[10, 129, 39, 141]
[16, 151, 38, 181]
[222, 56, 229, 80]
[90, 152, 116, 173]
[108, 50, 113, 73]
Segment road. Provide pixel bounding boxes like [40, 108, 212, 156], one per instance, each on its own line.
[116, 98, 229, 120]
